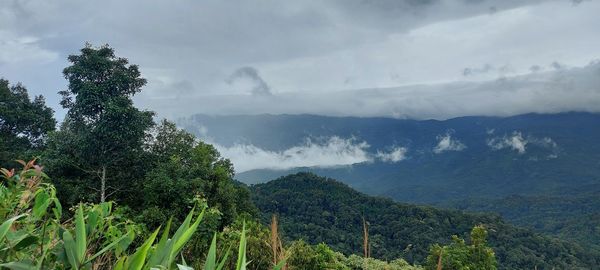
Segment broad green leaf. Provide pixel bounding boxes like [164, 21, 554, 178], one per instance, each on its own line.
[75, 204, 87, 264]
[0, 215, 25, 242]
[13, 235, 38, 251]
[63, 230, 79, 270]
[32, 191, 50, 218]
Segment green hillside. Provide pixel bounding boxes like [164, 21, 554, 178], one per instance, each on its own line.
[251, 172, 600, 270]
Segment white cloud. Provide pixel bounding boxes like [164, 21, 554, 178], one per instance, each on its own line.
[433, 133, 466, 154]
[487, 131, 528, 154]
[376, 146, 408, 162]
[212, 136, 371, 172]
[487, 132, 559, 155]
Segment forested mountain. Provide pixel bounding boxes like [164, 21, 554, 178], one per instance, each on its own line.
[444, 193, 600, 250]
[181, 113, 600, 249]
[251, 172, 600, 270]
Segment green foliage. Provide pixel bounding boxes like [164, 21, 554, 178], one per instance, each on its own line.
[286, 240, 345, 270]
[0, 160, 137, 269]
[251, 172, 600, 269]
[46, 43, 154, 204]
[0, 79, 56, 168]
[447, 193, 600, 250]
[425, 225, 497, 270]
[138, 120, 256, 228]
[216, 217, 272, 270]
[0, 161, 268, 270]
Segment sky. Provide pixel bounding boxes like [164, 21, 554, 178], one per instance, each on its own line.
[1, 0, 600, 121]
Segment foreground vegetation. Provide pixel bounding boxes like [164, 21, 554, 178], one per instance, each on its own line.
[0, 43, 594, 269]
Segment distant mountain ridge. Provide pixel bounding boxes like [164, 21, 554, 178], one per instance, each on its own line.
[179, 112, 600, 202]
[250, 173, 600, 270]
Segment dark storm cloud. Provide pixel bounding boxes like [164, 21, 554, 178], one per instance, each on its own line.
[227, 67, 272, 96]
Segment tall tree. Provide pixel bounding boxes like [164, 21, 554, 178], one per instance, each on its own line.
[46, 44, 154, 204]
[0, 79, 55, 167]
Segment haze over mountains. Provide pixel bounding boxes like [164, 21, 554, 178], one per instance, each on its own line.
[180, 112, 600, 198]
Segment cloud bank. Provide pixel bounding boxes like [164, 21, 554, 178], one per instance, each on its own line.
[1, 0, 599, 121]
[212, 137, 371, 172]
[144, 61, 600, 120]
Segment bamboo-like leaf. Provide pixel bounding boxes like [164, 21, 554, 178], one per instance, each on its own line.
[146, 218, 172, 267]
[171, 209, 204, 259]
[75, 204, 87, 264]
[126, 228, 159, 270]
[204, 234, 218, 270]
[235, 223, 247, 270]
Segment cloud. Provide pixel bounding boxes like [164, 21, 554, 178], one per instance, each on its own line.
[147, 61, 600, 120]
[212, 136, 371, 172]
[1, 0, 599, 121]
[487, 132, 558, 155]
[227, 66, 272, 96]
[376, 146, 408, 162]
[0, 30, 58, 65]
[433, 133, 466, 154]
[488, 131, 527, 154]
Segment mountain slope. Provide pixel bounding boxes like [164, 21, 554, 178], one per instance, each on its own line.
[250, 173, 600, 270]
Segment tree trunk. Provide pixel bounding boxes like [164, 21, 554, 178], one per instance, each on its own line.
[100, 166, 106, 202]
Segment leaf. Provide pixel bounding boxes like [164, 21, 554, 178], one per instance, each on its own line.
[216, 246, 231, 270]
[126, 228, 159, 270]
[32, 191, 50, 218]
[13, 235, 38, 251]
[204, 234, 217, 270]
[171, 209, 204, 259]
[0, 215, 25, 242]
[84, 233, 132, 265]
[75, 204, 87, 263]
[177, 265, 194, 270]
[63, 230, 79, 270]
[235, 222, 247, 270]
[145, 218, 172, 267]
[0, 261, 36, 270]
[273, 260, 287, 270]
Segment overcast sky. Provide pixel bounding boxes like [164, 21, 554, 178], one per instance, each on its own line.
[1, 0, 599, 120]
